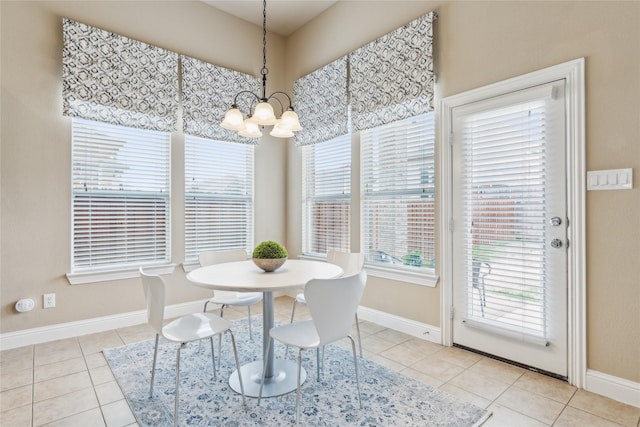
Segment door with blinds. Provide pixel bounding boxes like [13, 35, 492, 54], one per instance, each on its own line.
[451, 80, 568, 377]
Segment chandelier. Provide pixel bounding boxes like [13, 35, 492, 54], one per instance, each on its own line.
[220, 0, 302, 139]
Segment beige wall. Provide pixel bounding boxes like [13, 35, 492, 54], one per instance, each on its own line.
[284, 1, 639, 383]
[1, 0, 639, 386]
[0, 1, 287, 330]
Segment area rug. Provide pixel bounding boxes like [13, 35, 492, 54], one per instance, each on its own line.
[104, 317, 491, 426]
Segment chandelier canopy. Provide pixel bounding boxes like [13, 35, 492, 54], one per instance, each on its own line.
[220, 0, 302, 139]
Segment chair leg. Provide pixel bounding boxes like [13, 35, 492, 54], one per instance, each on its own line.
[228, 331, 246, 406]
[348, 336, 363, 409]
[316, 348, 321, 381]
[355, 313, 363, 358]
[257, 334, 273, 406]
[203, 300, 210, 312]
[285, 301, 298, 357]
[296, 349, 303, 426]
[209, 337, 217, 381]
[175, 343, 186, 427]
[247, 305, 253, 341]
[149, 334, 160, 398]
[217, 305, 227, 370]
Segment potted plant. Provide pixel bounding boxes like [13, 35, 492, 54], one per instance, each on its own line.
[401, 250, 424, 267]
[252, 240, 288, 272]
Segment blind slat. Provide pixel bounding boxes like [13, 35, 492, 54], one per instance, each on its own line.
[184, 135, 254, 263]
[71, 119, 171, 271]
[302, 134, 351, 256]
[361, 112, 436, 270]
[461, 99, 550, 337]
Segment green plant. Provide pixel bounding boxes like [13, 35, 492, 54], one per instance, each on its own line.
[252, 240, 288, 259]
[401, 250, 423, 267]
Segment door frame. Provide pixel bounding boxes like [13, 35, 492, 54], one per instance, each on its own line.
[439, 58, 586, 387]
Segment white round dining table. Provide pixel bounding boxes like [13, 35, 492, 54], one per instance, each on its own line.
[186, 259, 343, 397]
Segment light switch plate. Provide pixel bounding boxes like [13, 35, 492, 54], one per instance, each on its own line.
[587, 168, 633, 191]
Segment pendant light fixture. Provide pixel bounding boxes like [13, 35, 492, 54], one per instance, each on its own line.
[220, 0, 302, 139]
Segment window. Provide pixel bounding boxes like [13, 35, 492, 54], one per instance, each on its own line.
[185, 135, 254, 265]
[70, 118, 171, 276]
[302, 134, 351, 256]
[361, 112, 436, 277]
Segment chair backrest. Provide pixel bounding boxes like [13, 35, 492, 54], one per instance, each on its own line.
[327, 250, 365, 277]
[304, 270, 367, 346]
[199, 249, 247, 267]
[139, 268, 167, 334]
[199, 249, 247, 298]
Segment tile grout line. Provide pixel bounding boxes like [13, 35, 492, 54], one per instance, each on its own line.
[82, 342, 108, 427]
[31, 344, 35, 427]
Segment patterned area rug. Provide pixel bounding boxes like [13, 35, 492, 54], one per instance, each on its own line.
[104, 317, 491, 426]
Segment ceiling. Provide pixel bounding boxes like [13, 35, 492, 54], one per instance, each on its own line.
[201, 1, 338, 37]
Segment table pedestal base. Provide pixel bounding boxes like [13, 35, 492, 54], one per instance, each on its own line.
[229, 360, 307, 398]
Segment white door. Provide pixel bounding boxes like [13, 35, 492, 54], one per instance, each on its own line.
[451, 80, 568, 377]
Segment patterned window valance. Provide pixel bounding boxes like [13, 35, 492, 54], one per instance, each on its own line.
[182, 55, 260, 144]
[350, 12, 435, 132]
[62, 19, 178, 132]
[294, 56, 348, 146]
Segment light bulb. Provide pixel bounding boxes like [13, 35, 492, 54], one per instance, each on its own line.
[238, 120, 262, 138]
[280, 109, 302, 131]
[253, 101, 277, 125]
[220, 107, 245, 131]
[270, 120, 295, 138]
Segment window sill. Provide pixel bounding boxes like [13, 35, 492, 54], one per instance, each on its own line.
[66, 264, 176, 285]
[364, 264, 439, 287]
[299, 255, 438, 287]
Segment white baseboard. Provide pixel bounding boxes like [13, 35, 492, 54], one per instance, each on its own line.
[585, 369, 640, 409]
[282, 290, 442, 344]
[4, 300, 636, 411]
[0, 300, 206, 351]
[357, 306, 442, 344]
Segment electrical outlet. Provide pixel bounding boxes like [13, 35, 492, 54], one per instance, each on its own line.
[43, 293, 56, 308]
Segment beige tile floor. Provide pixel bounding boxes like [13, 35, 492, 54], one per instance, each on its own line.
[2, 296, 639, 427]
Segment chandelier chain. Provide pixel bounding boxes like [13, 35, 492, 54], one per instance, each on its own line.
[219, 0, 301, 138]
[261, 0, 268, 98]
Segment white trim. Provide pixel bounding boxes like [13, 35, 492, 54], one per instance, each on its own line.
[66, 263, 176, 285]
[364, 265, 439, 288]
[3, 298, 636, 409]
[0, 300, 205, 351]
[283, 288, 442, 343]
[357, 305, 441, 344]
[299, 255, 440, 287]
[585, 369, 640, 408]
[440, 58, 586, 386]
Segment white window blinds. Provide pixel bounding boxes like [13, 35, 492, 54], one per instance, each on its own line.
[185, 135, 254, 264]
[71, 118, 171, 272]
[361, 112, 435, 271]
[302, 134, 351, 256]
[459, 94, 553, 337]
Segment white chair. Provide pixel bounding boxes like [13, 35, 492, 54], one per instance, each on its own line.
[140, 268, 245, 427]
[259, 271, 367, 425]
[199, 249, 263, 341]
[290, 250, 366, 356]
